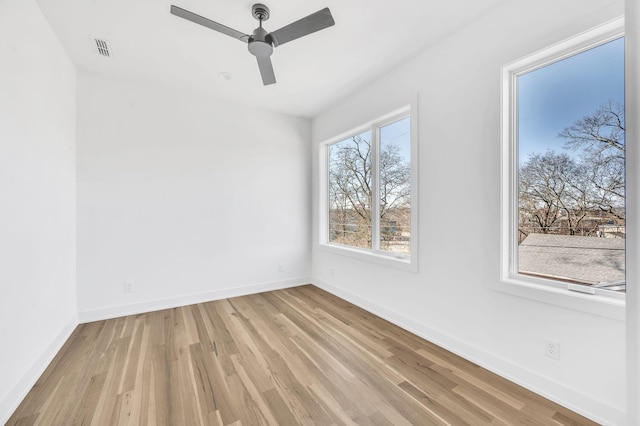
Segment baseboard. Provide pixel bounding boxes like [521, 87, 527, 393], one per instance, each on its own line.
[77, 277, 311, 323]
[311, 277, 625, 426]
[0, 313, 78, 425]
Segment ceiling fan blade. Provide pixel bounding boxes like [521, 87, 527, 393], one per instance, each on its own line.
[256, 56, 276, 85]
[170, 5, 249, 42]
[269, 7, 335, 47]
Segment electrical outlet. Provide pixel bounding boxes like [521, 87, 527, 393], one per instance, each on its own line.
[123, 282, 134, 293]
[278, 264, 284, 272]
[544, 339, 560, 360]
[329, 268, 335, 277]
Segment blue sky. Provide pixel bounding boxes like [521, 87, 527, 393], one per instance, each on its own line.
[381, 116, 411, 161]
[518, 37, 625, 162]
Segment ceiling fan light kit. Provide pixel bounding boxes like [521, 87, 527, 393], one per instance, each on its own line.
[170, 3, 335, 86]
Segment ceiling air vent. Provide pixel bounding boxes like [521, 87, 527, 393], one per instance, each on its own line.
[92, 38, 112, 57]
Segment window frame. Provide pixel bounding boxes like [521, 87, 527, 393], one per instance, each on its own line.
[498, 17, 625, 320]
[319, 103, 418, 272]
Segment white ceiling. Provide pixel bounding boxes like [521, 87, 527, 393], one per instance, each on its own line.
[37, 0, 507, 118]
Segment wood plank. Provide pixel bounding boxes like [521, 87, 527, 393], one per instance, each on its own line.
[7, 285, 600, 426]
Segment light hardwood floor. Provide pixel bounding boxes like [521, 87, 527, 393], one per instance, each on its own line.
[8, 285, 598, 425]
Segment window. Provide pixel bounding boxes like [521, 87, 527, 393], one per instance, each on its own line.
[320, 105, 417, 270]
[501, 18, 625, 311]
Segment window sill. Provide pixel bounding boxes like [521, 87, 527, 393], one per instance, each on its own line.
[491, 274, 625, 321]
[318, 242, 417, 273]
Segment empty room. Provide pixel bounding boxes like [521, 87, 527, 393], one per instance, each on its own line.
[1, 0, 638, 424]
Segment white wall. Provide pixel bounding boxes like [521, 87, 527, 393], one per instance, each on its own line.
[76, 72, 311, 320]
[0, 0, 77, 421]
[626, 1, 639, 424]
[1, 0, 631, 423]
[311, 1, 626, 424]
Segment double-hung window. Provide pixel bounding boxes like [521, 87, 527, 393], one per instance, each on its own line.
[500, 18, 625, 315]
[319, 105, 418, 270]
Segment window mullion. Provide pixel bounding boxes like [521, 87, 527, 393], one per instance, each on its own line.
[323, 144, 330, 244]
[371, 125, 381, 252]
[511, 73, 520, 278]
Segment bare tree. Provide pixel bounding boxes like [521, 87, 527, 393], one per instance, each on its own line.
[519, 102, 625, 240]
[560, 101, 625, 219]
[328, 134, 410, 249]
[329, 135, 373, 247]
[560, 101, 625, 158]
[519, 152, 571, 236]
[379, 143, 411, 242]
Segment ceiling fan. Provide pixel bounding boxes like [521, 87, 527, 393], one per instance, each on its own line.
[170, 3, 335, 85]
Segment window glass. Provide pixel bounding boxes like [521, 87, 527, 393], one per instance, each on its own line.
[516, 37, 625, 292]
[379, 117, 411, 254]
[325, 111, 413, 261]
[328, 130, 373, 249]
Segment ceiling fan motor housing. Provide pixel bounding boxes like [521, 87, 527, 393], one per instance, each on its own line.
[248, 26, 273, 57]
